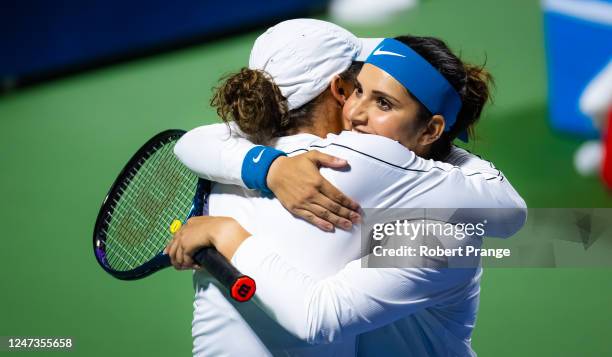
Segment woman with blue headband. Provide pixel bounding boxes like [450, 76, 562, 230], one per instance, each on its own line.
[258, 35, 494, 232]
[169, 20, 525, 356]
[348, 36, 476, 156]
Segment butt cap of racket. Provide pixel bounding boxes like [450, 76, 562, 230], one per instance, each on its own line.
[231, 276, 256, 302]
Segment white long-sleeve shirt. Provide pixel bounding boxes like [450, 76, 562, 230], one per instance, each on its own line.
[175, 124, 527, 356]
[231, 237, 483, 355]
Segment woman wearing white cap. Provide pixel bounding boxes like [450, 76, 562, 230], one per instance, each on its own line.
[169, 19, 526, 356]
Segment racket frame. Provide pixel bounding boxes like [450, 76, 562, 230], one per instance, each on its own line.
[93, 129, 188, 280]
[93, 129, 256, 301]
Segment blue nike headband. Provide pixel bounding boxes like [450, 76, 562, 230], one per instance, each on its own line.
[365, 38, 467, 141]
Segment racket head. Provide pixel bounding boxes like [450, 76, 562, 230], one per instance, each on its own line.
[93, 129, 202, 280]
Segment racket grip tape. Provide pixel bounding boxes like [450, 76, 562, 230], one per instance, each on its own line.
[193, 248, 256, 302]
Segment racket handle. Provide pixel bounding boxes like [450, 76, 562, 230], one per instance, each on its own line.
[193, 248, 256, 302]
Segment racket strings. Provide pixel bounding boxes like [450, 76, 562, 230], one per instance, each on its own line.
[104, 155, 164, 269]
[106, 143, 184, 269]
[106, 160, 170, 267]
[107, 142, 185, 268]
[130, 159, 193, 250]
[103, 137, 197, 271]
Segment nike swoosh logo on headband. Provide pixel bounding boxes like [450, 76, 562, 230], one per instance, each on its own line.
[252, 149, 265, 163]
[372, 47, 406, 58]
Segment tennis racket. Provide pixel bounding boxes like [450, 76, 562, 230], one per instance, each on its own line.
[93, 129, 255, 302]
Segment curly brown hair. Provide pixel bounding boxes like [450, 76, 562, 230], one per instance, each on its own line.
[210, 63, 363, 145]
[210, 68, 289, 145]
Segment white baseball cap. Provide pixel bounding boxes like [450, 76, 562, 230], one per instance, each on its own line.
[249, 18, 382, 110]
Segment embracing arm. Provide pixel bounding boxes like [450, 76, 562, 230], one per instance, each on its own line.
[174, 124, 361, 229]
[309, 133, 527, 238]
[165, 217, 477, 345]
[175, 127, 526, 236]
[231, 236, 477, 344]
[173, 123, 261, 186]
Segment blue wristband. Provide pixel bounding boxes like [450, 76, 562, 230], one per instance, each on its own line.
[241, 146, 287, 195]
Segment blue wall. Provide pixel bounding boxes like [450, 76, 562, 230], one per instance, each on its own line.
[1, 0, 327, 83]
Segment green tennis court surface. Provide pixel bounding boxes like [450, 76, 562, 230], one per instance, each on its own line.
[1, 0, 610, 355]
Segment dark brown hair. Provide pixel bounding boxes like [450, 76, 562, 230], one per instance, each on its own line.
[211, 63, 363, 145]
[394, 35, 494, 160]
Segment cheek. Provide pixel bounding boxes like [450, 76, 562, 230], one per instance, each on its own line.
[369, 114, 407, 140]
[342, 97, 356, 129]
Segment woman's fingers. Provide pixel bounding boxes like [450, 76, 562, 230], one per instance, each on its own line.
[267, 150, 361, 230]
[315, 178, 361, 221]
[308, 151, 361, 220]
[309, 151, 348, 169]
[288, 178, 359, 230]
[312, 195, 357, 230]
[292, 208, 334, 232]
[181, 254, 195, 270]
[167, 237, 179, 268]
[293, 201, 356, 232]
[165, 220, 211, 270]
[322, 183, 361, 216]
[175, 244, 185, 269]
